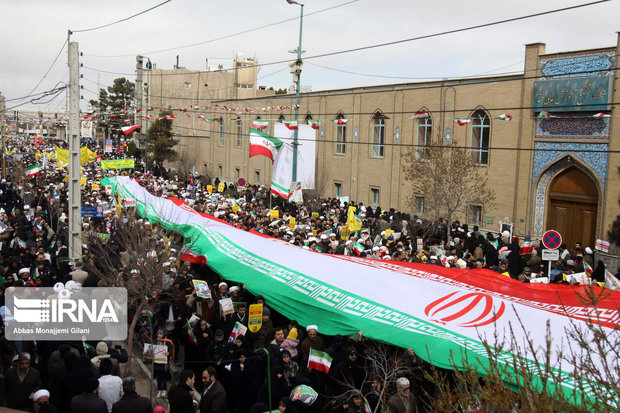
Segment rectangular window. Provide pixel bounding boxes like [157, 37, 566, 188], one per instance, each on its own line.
[470, 205, 482, 226]
[235, 122, 243, 148]
[218, 165, 223, 177]
[184, 82, 192, 89]
[335, 182, 342, 198]
[218, 122, 224, 146]
[235, 168, 240, 179]
[255, 171, 260, 184]
[370, 187, 380, 205]
[372, 119, 385, 158]
[335, 123, 346, 155]
[415, 196, 425, 213]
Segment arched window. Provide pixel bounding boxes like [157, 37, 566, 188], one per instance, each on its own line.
[416, 112, 432, 158]
[372, 111, 387, 158]
[335, 113, 346, 155]
[470, 110, 490, 165]
[234, 118, 242, 148]
[218, 117, 224, 146]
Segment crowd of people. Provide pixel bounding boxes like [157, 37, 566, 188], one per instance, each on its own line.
[0, 136, 615, 413]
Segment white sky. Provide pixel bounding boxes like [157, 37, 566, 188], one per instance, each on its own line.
[2, 0, 619, 113]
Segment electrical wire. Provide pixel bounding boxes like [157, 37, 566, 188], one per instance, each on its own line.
[101, 64, 618, 107]
[7, 85, 67, 110]
[71, 0, 173, 33]
[304, 61, 523, 80]
[168, 123, 620, 153]
[83, 0, 359, 58]
[9, 39, 68, 102]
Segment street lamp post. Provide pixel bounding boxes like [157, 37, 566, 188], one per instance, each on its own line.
[287, 0, 304, 182]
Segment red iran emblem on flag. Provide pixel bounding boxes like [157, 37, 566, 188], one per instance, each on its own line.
[425, 292, 505, 328]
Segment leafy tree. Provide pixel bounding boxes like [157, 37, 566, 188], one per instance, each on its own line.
[275, 88, 288, 95]
[89, 77, 135, 135]
[403, 134, 495, 243]
[146, 111, 178, 167]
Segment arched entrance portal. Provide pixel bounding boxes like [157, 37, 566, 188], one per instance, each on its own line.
[546, 166, 598, 249]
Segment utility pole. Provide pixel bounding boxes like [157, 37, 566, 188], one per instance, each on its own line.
[144, 58, 151, 171]
[0, 93, 5, 179]
[68, 35, 82, 261]
[135, 55, 143, 141]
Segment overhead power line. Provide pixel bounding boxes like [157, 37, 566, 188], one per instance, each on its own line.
[11, 39, 68, 102]
[84, 0, 360, 58]
[71, 0, 173, 33]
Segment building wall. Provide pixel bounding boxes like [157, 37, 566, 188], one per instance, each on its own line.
[153, 37, 619, 242]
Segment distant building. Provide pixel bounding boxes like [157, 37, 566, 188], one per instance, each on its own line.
[147, 35, 620, 249]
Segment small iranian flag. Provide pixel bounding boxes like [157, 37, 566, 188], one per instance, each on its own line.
[315, 245, 324, 253]
[332, 118, 347, 125]
[251, 119, 269, 130]
[411, 111, 430, 119]
[249, 128, 283, 162]
[271, 181, 290, 199]
[193, 104, 200, 110]
[495, 114, 512, 121]
[121, 125, 141, 135]
[165, 115, 176, 120]
[204, 117, 217, 123]
[308, 348, 332, 373]
[284, 120, 298, 130]
[353, 242, 365, 255]
[538, 110, 552, 118]
[308, 120, 321, 130]
[454, 118, 471, 126]
[584, 261, 593, 275]
[17, 238, 27, 249]
[185, 113, 192, 117]
[83, 110, 95, 120]
[144, 115, 151, 120]
[228, 322, 248, 342]
[187, 320, 197, 344]
[592, 113, 610, 118]
[25, 164, 41, 177]
[250, 212, 257, 222]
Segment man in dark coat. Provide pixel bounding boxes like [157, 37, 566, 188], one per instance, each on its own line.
[1, 352, 42, 412]
[111, 377, 152, 413]
[168, 369, 196, 413]
[387, 377, 417, 413]
[70, 377, 108, 413]
[200, 366, 227, 413]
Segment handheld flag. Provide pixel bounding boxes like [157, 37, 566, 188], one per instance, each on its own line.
[308, 348, 332, 373]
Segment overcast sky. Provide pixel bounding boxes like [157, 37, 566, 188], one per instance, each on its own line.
[2, 0, 619, 113]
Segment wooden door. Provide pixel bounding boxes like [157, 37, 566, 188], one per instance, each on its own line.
[546, 167, 598, 249]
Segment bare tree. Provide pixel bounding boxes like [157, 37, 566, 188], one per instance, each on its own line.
[84, 212, 188, 375]
[403, 135, 495, 243]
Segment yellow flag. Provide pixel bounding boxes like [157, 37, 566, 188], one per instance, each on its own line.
[206, 185, 213, 194]
[289, 217, 296, 231]
[270, 210, 279, 220]
[218, 182, 225, 193]
[347, 206, 362, 232]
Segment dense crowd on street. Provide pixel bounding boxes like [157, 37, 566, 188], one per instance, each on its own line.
[0, 136, 615, 413]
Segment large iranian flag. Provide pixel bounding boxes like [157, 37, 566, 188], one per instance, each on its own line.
[102, 176, 620, 406]
[249, 128, 282, 162]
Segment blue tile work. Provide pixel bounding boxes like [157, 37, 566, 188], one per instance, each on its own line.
[536, 116, 609, 139]
[540, 52, 615, 79]
[533, 142, 608, 185]
[531, 142, 607, 238]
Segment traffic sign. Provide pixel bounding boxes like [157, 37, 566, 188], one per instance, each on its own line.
[542, 230, 562, 250]
[237, 178, 246, 187]
[541, 249, 559, 261]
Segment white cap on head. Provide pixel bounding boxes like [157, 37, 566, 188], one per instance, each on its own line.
[306, 324, 318, 332]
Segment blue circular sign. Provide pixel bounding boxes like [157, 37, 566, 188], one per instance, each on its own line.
[542, 230, 562, 250]
[237, 178, 246, 187]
